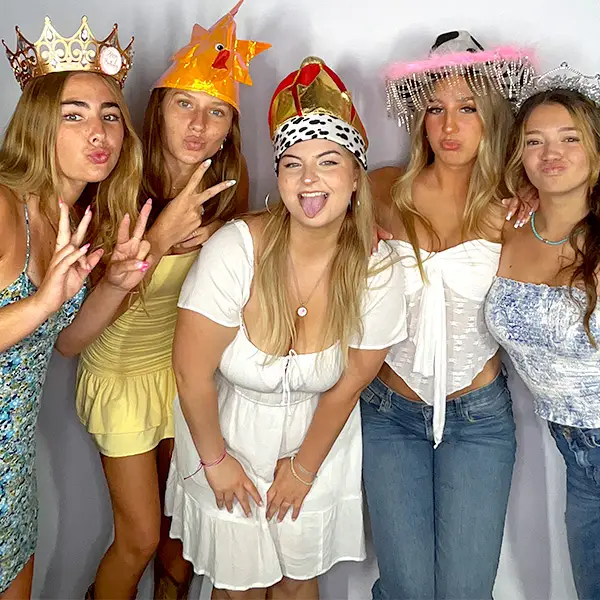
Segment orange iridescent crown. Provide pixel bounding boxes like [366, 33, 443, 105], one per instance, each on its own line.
[3, 16, 134, 90]
[153, 0, 271, 111]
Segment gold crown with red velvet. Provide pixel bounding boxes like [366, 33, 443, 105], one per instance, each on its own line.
[269, 56, 368, 170]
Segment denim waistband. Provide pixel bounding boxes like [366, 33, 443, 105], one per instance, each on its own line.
[366, 369, 509, 415]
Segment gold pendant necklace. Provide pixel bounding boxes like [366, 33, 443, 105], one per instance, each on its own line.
[288, 255, 330, 318]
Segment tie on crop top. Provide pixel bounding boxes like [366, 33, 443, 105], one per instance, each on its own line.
[384, 239, 502, 446]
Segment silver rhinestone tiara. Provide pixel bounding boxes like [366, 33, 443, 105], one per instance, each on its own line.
[517, 62, 600, 109]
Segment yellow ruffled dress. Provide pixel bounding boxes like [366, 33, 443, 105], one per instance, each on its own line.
[76, 251, 199, 457]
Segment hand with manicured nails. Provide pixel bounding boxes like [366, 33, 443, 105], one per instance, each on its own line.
[203, 453, 263, 517]
[266, 458, 313, 522]
[150, 158, 237, 255]
[172, 219, 224, 252]
[104, 199, 153, 290]
[36, 200, 103, 314]
[503, 184, 540, 228]
[372, 223, 393, 253]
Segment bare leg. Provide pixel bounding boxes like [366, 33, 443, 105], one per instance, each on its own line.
[267, 578, 319, 600]
[212, 587, 268, 600]
[94, 450, 161, 600]
[154, 438, 194, 598]
[0, 555, 34, 600]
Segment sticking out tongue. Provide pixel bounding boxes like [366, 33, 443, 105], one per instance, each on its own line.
[299, 194, 327, 218]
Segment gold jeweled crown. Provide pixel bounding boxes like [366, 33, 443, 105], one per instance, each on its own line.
[3, 16, 134, 90]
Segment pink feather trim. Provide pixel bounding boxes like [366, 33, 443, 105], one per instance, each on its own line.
[385, 46, 536, 80]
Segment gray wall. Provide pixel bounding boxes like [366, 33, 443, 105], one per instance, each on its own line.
[2, 0, 598, 597]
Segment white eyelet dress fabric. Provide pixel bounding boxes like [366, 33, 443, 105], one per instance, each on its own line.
[384, 239, 501, 447]
[164, 220, 407, 590]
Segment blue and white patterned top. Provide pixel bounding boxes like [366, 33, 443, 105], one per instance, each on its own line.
[485, 276, 600, 428]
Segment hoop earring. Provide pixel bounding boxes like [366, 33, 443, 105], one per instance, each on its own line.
[264, 193, 272, 214]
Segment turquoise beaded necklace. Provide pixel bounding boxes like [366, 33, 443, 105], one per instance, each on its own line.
[530, 212, 569, 246]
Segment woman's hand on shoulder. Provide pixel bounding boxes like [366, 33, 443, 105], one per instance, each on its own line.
[147, 159, 237, 256]
[502, 184, 539, 229]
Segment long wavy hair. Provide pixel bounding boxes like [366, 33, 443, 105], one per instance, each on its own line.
[0, 71, 143, 271]
[392, 74, 514, 280]
[252, 161, 379, 362]
[139, 87, 243, 225]
[505, 89, 600, 344]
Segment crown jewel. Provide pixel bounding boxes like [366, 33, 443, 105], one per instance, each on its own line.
[3, 16, 134, 89]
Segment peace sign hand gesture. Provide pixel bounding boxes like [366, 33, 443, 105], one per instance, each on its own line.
[104, 199, 153, 291]
[149, 158, 237, 256]
[37, 200, 103, 314]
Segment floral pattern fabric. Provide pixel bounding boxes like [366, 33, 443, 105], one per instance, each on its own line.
[0, 206, 85, 593]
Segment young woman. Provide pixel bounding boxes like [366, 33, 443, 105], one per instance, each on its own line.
[486, 72, 600, 600]
[0, 17, 146, 600]
[361, 31, 535, 599]
[165, 56, 406, 600]
[75, 5, 269, 598]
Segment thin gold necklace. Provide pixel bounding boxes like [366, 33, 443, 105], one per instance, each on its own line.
[288, 255, 331, 318]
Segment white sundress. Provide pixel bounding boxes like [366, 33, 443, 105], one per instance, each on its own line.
[165, 219, 406, 590]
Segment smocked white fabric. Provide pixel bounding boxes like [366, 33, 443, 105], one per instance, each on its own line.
[165, 220, 406, 590]
[385, 239, 501, 446]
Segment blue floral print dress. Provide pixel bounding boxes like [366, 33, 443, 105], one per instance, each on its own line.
[0, 205, 85, 592]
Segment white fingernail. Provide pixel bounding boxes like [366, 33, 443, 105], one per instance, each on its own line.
[228, 179, 237, 186]
[203, 159, 212, 167]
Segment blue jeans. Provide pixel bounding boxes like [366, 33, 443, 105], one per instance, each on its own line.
[548, 422, 600, 600]
[361, 372, 516, 600]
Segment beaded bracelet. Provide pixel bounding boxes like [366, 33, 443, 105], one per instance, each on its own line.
[294, 457, 316, 478]
[290, 455, 314, 487]
[184, 448, 227, 480]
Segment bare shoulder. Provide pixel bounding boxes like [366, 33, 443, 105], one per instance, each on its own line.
[482, 200, 510, 243]
[369, 166, 404, 207]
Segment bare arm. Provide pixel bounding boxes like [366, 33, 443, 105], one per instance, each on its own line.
[296, 347, 389, 472]
[369, 166, 404, 232]
[54, 279, 129, 356]
[173, 309, 237, 461]
[170, 154, 250, 252]
[266, 346, 389, 521]
[146, 160, 237, 260]
[55, 202, 153, 356]
[1, 198, 101, 353]
[0, 194, 52, 351]
[173, 308, 262, 515]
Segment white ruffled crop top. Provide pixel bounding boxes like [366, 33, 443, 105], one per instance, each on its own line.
[385, 239, 502, 446]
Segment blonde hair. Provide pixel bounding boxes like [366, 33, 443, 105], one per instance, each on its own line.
[392, 75, 514, 280]
[506, 89, 600, 345]
[253, 162, 375, 362]
[140, 87, 243, 226]
[0, 71, 143, 275]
